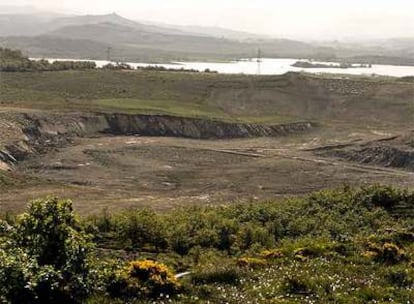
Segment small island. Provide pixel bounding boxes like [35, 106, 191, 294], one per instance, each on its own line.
[292, 61, 372, 69]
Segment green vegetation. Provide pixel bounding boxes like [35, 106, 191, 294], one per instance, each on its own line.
[0, 69, 302, 123]
[0, 47, 96, 72]
[292, 60, 372, 69]
[88, 98, 234, 121]
[2, 185, 414, 303]
[0, 197, 93, 303]
[136, 65, 217, 73]
[2, 67, 413, 126]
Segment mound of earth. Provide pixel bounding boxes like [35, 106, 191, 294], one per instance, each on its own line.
[315, 132, 414, 171]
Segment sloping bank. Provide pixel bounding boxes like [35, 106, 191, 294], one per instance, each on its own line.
[0, 112, 315, 167]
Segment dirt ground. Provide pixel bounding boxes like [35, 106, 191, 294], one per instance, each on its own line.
[2, 126, 412, 214]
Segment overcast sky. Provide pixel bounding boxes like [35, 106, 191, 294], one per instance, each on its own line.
[2, 0, 413, 40]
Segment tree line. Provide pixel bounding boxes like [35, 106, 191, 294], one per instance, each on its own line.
[1, 48, 218, 73]
[0, 48, 96, 72]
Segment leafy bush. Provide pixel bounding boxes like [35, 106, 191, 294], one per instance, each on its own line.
[236, 257, 267, 269]
[0, 246, 36, 304]
[356, 184, 408, 210]
[260, 249, 284, 260]
[282, 275, 314, 295]
[114, 209, 168, 250]
[384, 269, 414, 287]
[101, 63, 133, 70]
[108, 260, 180, 299]
[0, 197, 93, 303]
[191, 266, 241, 285]
[363, 242, 407, 264]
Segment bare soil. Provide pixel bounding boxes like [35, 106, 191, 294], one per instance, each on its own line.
[2, 128, 412, 214]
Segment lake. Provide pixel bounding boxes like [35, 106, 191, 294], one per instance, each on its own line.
[34, 58, 414, 77]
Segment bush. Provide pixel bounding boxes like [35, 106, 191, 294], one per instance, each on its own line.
[115, 209, 168, 250]
[236, 257, 267, 269]
[101, 63, 132, 70]
[356, 185, 407, 210]
[363, 242, 407, 264]
[260, 249, 284, 260]
[0, 246, 36, 304]
[108, 260, 180, 299]
[282, 275, 314, 295]
[293, 243, 333, 260]
[191, 266, 241, 286]
[385, 269, 414, 287]
[0, 197, 93, 303]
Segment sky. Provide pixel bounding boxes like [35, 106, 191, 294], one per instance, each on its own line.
[1, 0, 413, 40]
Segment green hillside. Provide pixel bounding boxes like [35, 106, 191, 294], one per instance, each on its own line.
[1, 69, 413, 126]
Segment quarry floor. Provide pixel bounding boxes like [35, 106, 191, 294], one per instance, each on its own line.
[2, 127, 413, 214]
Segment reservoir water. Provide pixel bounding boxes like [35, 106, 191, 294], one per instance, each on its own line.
[34, 58, 414, 77]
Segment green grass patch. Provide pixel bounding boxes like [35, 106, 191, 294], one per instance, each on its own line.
[86, 98, 234, 121]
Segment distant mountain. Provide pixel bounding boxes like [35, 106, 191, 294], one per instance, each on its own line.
[314, 38, 414, 65]
[36, 22, 321, 61]
[47, 13, 190, 36]
[0, 12, 322, 62]
[139, 21, 267, 41]
[0, 36, 112, 60]
[0, 10, 412, 65]
[385, 38, 414, 57]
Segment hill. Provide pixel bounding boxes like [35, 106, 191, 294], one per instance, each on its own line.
[0, 12, 340, 62]
[1, 70, 412, 126]
[141, 20, 268, 40]
[1, 11, 413, 64]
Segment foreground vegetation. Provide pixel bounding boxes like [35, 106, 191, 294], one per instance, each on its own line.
[1, 185, 414, 303]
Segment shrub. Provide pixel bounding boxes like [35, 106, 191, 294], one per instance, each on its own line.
[115, 209, 168, 250]
[108, 260, 180, 299]
[363, 242, 407, 264]
[0, 246, 36, 304]
[260, 249, 284, 260]
[101, 63, 132, 70]
[282, 275, 314, 295]
[356, 185, 406, 210]
[294, 244, 329, 260]
[236, 257, 267, 269]
[1, 197, 93, 303]
[191, 266, 241, 286]
[384, 269, 414, 287]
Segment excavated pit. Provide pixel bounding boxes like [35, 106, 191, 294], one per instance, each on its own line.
[0, 112, 315, 167]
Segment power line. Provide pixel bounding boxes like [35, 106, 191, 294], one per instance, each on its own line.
[106, 47, 112, 62]
[257, 48, 262, 75]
